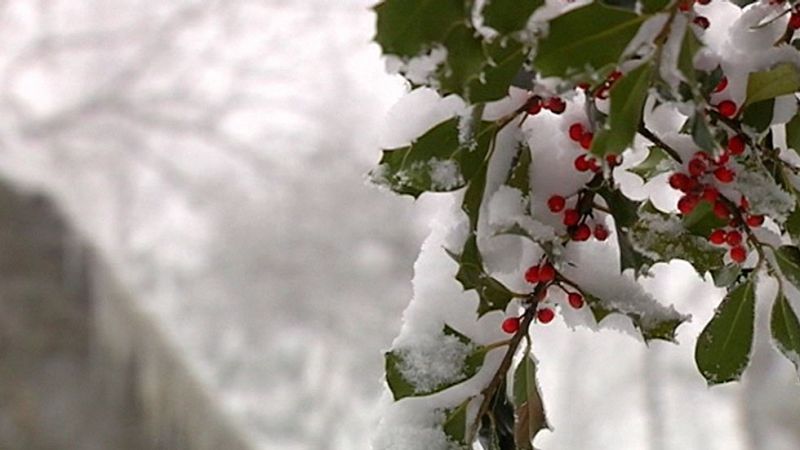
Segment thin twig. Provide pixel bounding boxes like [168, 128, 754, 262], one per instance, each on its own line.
[638, 124, 684, 163]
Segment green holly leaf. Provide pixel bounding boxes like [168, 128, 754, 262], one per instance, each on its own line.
[786, 206, 800, 242]
[512, 354, 548, 450]
[506, 139, 532, 197]
[373, 0, 468, 58]
[695, 277, 756, 385]
[686, 112, 716, 152]
[742, 98, 774, 133]
[682, 200, 727, 237]
[581, 289, 683, 341]
[786, 112, 800, 153]
[371, 118, 494, 198]
[775, 245, 800, 291]
[443, 398, 472, 448]
[745, 63, 800, 107]
[591, 61, 654, 157]
[446, 235, 515, 316]
[641, 0, 670, 12]
[710, 264, 744, 288]
[677, 26, 701, 87]
[629, 146, 676, 182]
[533, 3, 649, 78]
[631, 204, 725, 276]
[597, 185, 653, 275]
[466, 39, 528, 103]
[771, 292, 800, 378]
[482, 0, 543, 35]
[385, 325, 487, 400]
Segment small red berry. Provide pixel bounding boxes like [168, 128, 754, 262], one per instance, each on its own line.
[717, 100, 738, 118]
[606, 154, 621, 167]
[713, 200, 730, 219]
[588, 157, 601, 173]
[669, 173, 691, 191]
[568, 293, 584, 309]
[678, 195, 700, 215]
[678, 0, 692, 12]
[525, 265, 540, 284]
[727, 135, 745, 156]
[563, 209, 580, 226]
[713, 166, 735, 183]
[726, 230, 742, 246]
[595, 87, 610, 100]
[527, 96, 543, 115]
[502, 317, 520, 334]
[739, 196, 749, 210]
[574, 154, 591, 172]
[713, 76, 728, 93]
[537, 308, 555, 324]
[746, 214, 764, 227]
[577, 82, 591, 91]
[693, 16, 710, 29]
[608, 70, 622, 82]
[538, 264, 556, 283]
[568, 123, 585, 141]
[716, 150, 730, 166]
[697, 0, 711, 4]
[688, 158, 707, 177]
[545, 97, 566, 114]
[572, 224, 591, 241]
[730, 246, 747, 263]
[579, 132, 594, 150]
[790, 13, 800, 30]
[548, 195, 566, 213]
[709, 229, 726, 245]
[702, 186, 719, 203]
[594, 224, 609, 241]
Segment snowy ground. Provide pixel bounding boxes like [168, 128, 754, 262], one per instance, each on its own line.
[0, 1, 797, 449]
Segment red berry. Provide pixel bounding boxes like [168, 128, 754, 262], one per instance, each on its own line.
[727, 135, 745, 156]
[568, 123, 585, 141]
[572, 224, 591, 241]
[669, 173, 691, 191]
[739, 196, 749, 210]
[568, 293, 584, 309]
[538, 264, 556, 283]
[678, 0, 692, 12]
[713, 200, 730, 219]
[730, 246, 747, 263]
[606, 154, 621, 167]
[709, 229, 726, 245]
[714, 166, 735, 183]
[717, 100, 738, 118]
[608, 70, 622, 82]
[726, 230, 742, 246]
[790, 13, 800, 30]
[688, 158, 707, 177]
[527, 96, 543, 115]
[746, 214, 764, 227]
[577, 82, 591, 91]
[678, 195, 700, 215]
[693, 16, 710, 29]
[525, 265, 540, 284]
[713, 76, 728, 93]
[545, 97, 566, 114]
[537, 308, 555, 324]
[702, 186, 719, 203]
[697, 0, 711, 4]
[574, 154, 591, 172]
[594, 224, 609, 241]
[588, 157, 601, 173]
[548, 195, 566, 213]
[579, 132, 594, 150]
[563, 209, 580, 226]
[502, 317, 520, 334]
[595, 87, 609, 100]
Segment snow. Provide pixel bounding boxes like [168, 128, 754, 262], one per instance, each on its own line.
[394, 331, 475, 394]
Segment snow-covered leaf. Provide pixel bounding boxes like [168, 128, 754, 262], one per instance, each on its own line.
[775, 245, 800, 292]
[591, 61, 654, 156]
[443, 398, 472, 448]
[786, 113, 800, 153]
[506, 140, 532, 196]
[466, 40, 528, 102]
[677, 26, 701, 87]
[710, 264, 745, 288]
[771, 292, 800, 378]
[629, 146, 675, 182]
[385, 325, 487, 400]
[446, 235, 515, 316]
[482, 0, 543, 35]
[533, 3, 649, 78]
[373, 0, 468, 58]
[512, 354, 548, 449]
[371, 118, 494, 198]
[597, 185, 653, 274]
[745, 63, 800, 107]
[695, 277, 756, 385]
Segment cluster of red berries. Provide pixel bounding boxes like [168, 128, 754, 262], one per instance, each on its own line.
[547, 194, 610, 242]
[669, 140, 745, 215]
[526, 95, 566, 116]
[594, 70, 621, 100]
[567, 122, 621, 171]
[710, 73, 738, 118]
[500, 261, 586, 333]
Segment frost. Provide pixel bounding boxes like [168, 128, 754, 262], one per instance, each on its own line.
[395, 333, 474, 394]
[429, 159, 465, 191]
[386, 47, 449, 88]
[735, 169, 794, 222]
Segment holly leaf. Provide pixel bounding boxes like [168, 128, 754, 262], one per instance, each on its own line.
[677, 26, 701, 87]
[786, 112, 800, 153]
[371, 118, 494, 198]
[385, 325, 487, 400]
[597, 185, 653, 274]
[741, 99, 774, 133]
[710, 264, 744, 288]
[786, 206, 800, 242]
[591, 61, 654, 156]
[582, 289, 683, 341]
[443, 398, 472, 448]
[446, 235, 515, 316]
[641, 0, 670, 12]
[533, 3, 649, 78]
[682, 200, 727, 237]
[629, 146, 676, 182]
[695, 277, 756, 385]
[373, 0, 468, 58]
[745, 63, 800, 107]
[482, 0, 543, 35]
[771, 292, 800, 378]
[512, 355, 548, 449]
[506, 139, 532, 195]
[467, 40, 528, 103]
[775, 245, 800, 291]
[687, 112, 716, 152]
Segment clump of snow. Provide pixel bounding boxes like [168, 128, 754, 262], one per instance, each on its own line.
[429, 159, 465, 191]
[386, 47, 449, 88]
[379, 87, 466, 149]
[395, 332, 475, 394]
[735, 169, 794, 222]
